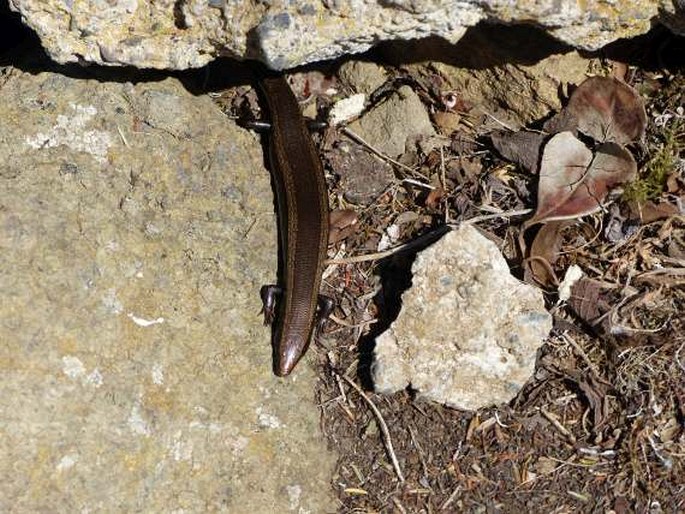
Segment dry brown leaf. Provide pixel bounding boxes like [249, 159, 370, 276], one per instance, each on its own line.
[425, 186, 445, 209]
[329, 209, 359, 244]
[568, 277, 610, 325]
[524, 220, 570, 287]
[565, 76, 647, 145]
[432, 111, 461, 135]
[530, 132, 593, 223]
[530, 134, 637, 224]
[490, 130, 546, 174]
[628, 199, 681, 223]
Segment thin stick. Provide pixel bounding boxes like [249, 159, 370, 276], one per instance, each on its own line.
[339, 373, 405, 483]
[341, 127, 415, 174]
[402, 177, 435, 190]
[440, 485, 462, 511]
[676, 342, 685, 373]
[562, 333, 601, 377]
[325, 208, 530, 267]
[325, 225, 450, 265]
[540, 407, 577, 445]
[457, 208, 532, 225]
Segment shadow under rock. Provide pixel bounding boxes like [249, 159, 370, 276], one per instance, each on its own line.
[356, 225, 451, 390]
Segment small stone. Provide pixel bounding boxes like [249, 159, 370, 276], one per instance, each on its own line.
[347, 85, 435, 158]
[338, 60, 388, 95]
[372, 224, 552, 410]
[326, 140, 395, 205]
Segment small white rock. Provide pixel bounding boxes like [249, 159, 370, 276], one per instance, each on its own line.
[329, 93, 366, 125]
[372, 224, 552, 410]
[558, 264, 584, 302]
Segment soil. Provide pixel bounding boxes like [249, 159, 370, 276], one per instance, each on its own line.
[285, 27, 685, 513]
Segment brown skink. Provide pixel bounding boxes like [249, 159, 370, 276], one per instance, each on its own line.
[258, 73, 332, 376]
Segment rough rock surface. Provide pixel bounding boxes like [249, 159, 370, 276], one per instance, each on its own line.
[433, 50, 592, 129]
[0, 68, 334, 512]
[372, 225, 553, 410]
[347, 85, 436, 158]
[8, 0, 683, 70]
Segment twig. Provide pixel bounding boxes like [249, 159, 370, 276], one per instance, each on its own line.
[647, 434, 673, 470]
[494, 411, 510, 428]
[561, 333, 601, 377]
[325, 207, 530, 267]
[325, 225, 450, 266]
[637, 267, 685, 277]
[440, 485, 462, 511]
[391, 497, 407, 514]
[456, 208, 532, 226]
[402, 177, 435, 190]
[676, 342, 685, 373]
[341, 126, 415, 174]
[327, 313, 376, 330]
[338, 373, 405, 483]
[483, 110, 517, 131]
[408, 424, 429, 478]
[540, 407, 577, 445]
[440, 145, 448, 224]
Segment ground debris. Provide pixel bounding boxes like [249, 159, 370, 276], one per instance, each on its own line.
[222, 35, 685, 513]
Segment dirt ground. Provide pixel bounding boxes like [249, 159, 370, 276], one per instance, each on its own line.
[268, 27, 684, 513]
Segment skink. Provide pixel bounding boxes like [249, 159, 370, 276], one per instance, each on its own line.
[258, 73, 332, 376]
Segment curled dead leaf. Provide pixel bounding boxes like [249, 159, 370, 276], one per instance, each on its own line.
[524, 220, 570, 287]
[329, 209, 359, 244]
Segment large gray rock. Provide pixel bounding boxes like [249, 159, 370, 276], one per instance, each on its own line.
[0, 69, 334, 512]
[372, 225, 553, 410]
[8, 0, 683, 70]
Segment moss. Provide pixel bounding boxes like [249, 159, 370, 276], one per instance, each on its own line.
[624, 119, 683, 202]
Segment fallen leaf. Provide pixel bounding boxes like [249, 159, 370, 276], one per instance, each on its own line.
[530, 133, 637, 224]
[530, 132, 593, 223]
[329, 209, 359, 244]
[565, 76, 647, 144]
[491, 130, 546, 174]
[567, 277, 614, 329]
[524, 220, 571, 287]
[628, 199, 681, 223]
[425, 187, 444, 209]
[432, 111, 461, 135]
[576, 372, 613, 431]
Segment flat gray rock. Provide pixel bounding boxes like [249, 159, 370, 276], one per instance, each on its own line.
[0, 69, 334, 512]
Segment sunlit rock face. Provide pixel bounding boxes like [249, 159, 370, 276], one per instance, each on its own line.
[8, 0, 679, 70]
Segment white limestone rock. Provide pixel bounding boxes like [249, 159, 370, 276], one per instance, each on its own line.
[372, 224, 553, 410]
